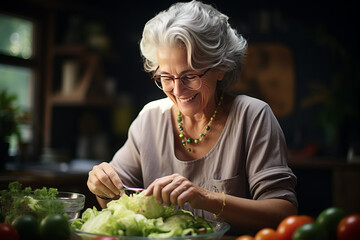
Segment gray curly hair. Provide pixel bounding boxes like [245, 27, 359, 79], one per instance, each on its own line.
[140, 0, 247, 92]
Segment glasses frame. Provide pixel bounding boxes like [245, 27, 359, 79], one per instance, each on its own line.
[151, 66, 211, 91]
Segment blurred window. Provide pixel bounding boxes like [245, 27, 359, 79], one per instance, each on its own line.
[0, 13, 35, 155]
[0, 13, 33, 59]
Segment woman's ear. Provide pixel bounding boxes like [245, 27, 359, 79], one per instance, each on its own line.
[217, 70, 225, 81]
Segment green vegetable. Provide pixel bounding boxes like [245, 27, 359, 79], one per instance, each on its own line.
[123, 191, 165, 218]
[0, 181, 66, 224]
[80, 210, 118, 236]
[12, 215, 40, 240]
[292, 222, 328, 240]
[40, 214, 70, 240]
[316, 206, 347, 240]
[72, 191, 215, 237]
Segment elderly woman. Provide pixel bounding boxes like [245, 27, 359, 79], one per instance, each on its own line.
[87, 0, 297, 233]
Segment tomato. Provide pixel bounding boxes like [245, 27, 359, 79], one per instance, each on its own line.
[254, 228, 278, 240]
[276, 215, 314, 240]
[292, 222, 327, 240]
[337, 214, 360, 240]
[0, 223, 19, 240]
[236, 235, 254, 240]
[40, 214, 70, 240]
[12, 215, 40, 240]
[316, 207, 347, 240]
[93, 237, 118, 240]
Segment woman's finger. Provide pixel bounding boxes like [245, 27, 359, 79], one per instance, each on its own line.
[87, 172, 114, 197]
[147, 175, 175, 204]
[89, 163, 122, 197]
[152, 182, 163, 204]
[162, 175, 184, 205]
[176, 186, 197, 207]
[101, 163, 123, 191]
[169, 181, 188, 205]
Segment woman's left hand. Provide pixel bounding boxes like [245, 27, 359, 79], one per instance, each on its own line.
[145, 173, 208, 209]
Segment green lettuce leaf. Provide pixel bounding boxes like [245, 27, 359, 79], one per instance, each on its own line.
[0, 181, 65, 224]
[80, 209, 118, 236]
[125, 191, 165, 219]
[72, 192, 215, 237]
[71, 206, 99, 229]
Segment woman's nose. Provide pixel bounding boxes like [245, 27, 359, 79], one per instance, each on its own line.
[172, 77, 185, 95]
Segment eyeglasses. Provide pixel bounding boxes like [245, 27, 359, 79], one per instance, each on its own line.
[152, 67, 211, 91]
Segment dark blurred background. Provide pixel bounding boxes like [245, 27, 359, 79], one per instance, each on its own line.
[1, 0, 359, 217]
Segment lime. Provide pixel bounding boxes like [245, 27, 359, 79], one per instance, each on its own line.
[12, 215, 40, 240]
[292, 222, 327, 240]
[316, 207, 347, 240]
[40, 214, 70, 240]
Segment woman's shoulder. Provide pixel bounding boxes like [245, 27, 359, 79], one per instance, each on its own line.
[232, 94, 269, 113]
[129, 97, 173, 132]
[139, 97, 173, 116]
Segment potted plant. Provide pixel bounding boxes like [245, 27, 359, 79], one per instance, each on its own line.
[0, 89, 21, 170]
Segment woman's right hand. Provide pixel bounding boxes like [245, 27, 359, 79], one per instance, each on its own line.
[87, 162, 123, 199]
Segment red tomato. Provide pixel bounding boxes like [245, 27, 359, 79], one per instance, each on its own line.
[236, 235, 254, 240]
[254, 228, 278, 240]
[276, 215, 314, 240]
[0, 223, 19, 240]
[92, 236, 118, 240]
[337, 214, 360, 240]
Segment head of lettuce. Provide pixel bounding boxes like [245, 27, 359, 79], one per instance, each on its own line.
[71, 191, 215, 237]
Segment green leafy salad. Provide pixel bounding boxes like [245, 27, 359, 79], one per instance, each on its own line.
[72, 191, 215, 237]
[0, 181, 66, 224]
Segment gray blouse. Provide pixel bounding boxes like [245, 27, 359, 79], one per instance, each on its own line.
[110, 95, 297, 220]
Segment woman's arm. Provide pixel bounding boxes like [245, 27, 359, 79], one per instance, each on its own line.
[146, 173, 297, 231]
[203, 191, 297, 231]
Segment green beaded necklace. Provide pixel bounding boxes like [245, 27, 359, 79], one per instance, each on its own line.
[177, 95, 224, 152]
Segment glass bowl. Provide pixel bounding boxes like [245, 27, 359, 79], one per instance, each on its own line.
[56, 191, 85, 222]
[71, 221, 230, 240]
[8, 191, 85, 223]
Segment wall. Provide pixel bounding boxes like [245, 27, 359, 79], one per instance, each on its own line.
[103, 0, 359, 157]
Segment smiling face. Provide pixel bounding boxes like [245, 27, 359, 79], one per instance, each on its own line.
[157, 47, 222, 118]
